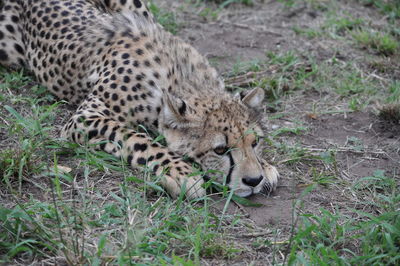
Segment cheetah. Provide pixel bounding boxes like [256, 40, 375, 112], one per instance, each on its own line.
[0, 0, 279, 199]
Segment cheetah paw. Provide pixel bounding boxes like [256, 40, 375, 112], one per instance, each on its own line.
[162, 175, 206, 200]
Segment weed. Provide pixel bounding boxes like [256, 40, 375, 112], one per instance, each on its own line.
[386, 81, 400, 103]
[148, 2, 179, 34]
[323, 16, 364, 35]
[353, 29, 399, 55]
[348, 97, 367, 111]
[229, 59, 262, 76]
[360, 0, 400, 21]
[218, 0, 253, 8]
[378, 103, 400, 123]
[286, 170, 400, 265]
[292, 26, 321, 39]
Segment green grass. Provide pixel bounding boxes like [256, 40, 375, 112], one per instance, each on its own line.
[292, 26, 321, 39]
[148, 1, 180, 34]
[283, 169, 400, 265]
[323, 16, 364, 35]
[230, 50, 388, 112]
[360, 0, 400, 21]
[353, 30, 399, 55]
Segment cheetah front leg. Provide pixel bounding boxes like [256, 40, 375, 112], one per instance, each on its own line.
[61, 97, 205, 199]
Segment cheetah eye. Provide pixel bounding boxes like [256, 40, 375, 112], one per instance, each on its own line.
[214, 146, 229, 155]
[252, 136, 263, 148]
[252, 140, 258, 148]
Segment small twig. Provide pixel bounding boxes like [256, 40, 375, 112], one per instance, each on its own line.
[224, 68, 276, 89]
[0, 115, 9, 126]
[240, 231, 272, 237]
[305, 147, 386, 155]
[342, 126, 366, 133]
[285, 5, 307, 18]
[233, 200, 250, 218]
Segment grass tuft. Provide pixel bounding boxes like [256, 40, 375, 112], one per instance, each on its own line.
[149, 2, 179, 34]
[352, 29, 399, 55]
[378, 103, 400, 123]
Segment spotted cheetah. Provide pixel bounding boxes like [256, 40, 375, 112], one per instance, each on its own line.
[0, 0, 278, 199]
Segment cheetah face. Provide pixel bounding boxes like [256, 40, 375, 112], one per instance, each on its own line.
[160, 88, 278, 197]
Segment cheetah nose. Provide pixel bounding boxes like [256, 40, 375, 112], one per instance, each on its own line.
[242, 176, 263, 187]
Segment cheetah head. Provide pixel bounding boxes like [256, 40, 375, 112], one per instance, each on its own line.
[159, 87, 278, 197]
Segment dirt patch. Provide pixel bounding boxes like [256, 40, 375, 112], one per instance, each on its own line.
[303, 112, 400, 178]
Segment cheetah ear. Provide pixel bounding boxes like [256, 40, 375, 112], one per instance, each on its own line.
[161, 92, 190, 129]
[239, 87, 265, 108]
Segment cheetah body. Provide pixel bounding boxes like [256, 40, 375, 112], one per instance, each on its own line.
[0, 0, 278, 198]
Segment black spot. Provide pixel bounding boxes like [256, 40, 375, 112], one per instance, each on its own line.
[134, 143, 148, 152]
[136, 48, 144, 55]
[134, 0, 142, 8]
[0, 49, 8, 61]
[161, 159, 171, 166]
[5, 24, 14, 33]
[109, 131, 116, 141]
[11, 15, 19, 23]
[113, 106, 121, 113]
[137, 157, 146, 165]
[127, 155, 133, 165]
[88, 129, 98, 139]
[153, 56, 161, 64]
[100, 125, 109, 135]
[14, 43, 24, 55]
[156, 152, 164, 159]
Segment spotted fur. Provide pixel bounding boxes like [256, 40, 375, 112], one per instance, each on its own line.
[0, 0, 278, 199]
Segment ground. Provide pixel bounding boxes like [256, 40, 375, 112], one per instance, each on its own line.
[1, 0, 399, 265]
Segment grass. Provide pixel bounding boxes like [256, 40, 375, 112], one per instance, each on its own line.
[360, 0, 400, 20]
[148, 1, 180, 34]
[353, 30, 399, 55]
[292, 26, 321, 39]
[289, 2, 399, 57]
[323, 16, 364, 35]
